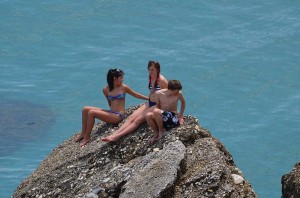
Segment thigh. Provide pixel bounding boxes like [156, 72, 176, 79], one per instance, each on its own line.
[142, 105, 156, 116]
[128, 103, 148, 120]
[90, 109, 121, 124]
[136, 106, 157, 123]
[84, 106, 102, 111]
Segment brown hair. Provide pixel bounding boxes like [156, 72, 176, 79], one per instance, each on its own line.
[168, 80, 182, 90]
[148, 60, 160, 89]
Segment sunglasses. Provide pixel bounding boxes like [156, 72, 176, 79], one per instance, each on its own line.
[149, 60, 159, 64]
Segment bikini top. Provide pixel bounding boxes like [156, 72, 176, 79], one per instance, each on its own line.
[107, 93, 126, 101]
[149, 80, 161, 92]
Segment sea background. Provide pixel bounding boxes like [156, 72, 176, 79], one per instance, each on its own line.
[1, 1, 299, 197]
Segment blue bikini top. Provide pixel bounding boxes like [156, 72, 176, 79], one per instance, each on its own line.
[107, 93, 126, 101]
[149, 80, 161, 91]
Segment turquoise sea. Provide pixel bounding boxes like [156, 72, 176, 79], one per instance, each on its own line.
[1, 1, 299, 197]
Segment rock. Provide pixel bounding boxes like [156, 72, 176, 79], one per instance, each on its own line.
[282, 162, 300, 198]
[121, 141, 186, 198]
[13, 105, 258, 198]
[231, 174, 244, 184]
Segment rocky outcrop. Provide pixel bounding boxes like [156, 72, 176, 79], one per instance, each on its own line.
[13, 105, 257, 198]
[282, 162, 300, 198]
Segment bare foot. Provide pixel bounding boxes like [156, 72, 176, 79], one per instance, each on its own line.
[75, 135, 84, 142]
[148, 133, 158, 144]
[156, 129, 166, 141]
[101, 136, 118, 142]
[80, 138, 91, 147]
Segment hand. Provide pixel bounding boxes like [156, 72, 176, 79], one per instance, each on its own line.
[178, 115, 184, 124]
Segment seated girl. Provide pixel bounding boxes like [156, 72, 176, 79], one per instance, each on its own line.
[76, 68, 148, 147]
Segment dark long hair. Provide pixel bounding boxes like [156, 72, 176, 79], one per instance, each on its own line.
[107, 68, 124, 91]
[148, 60, 160, 89]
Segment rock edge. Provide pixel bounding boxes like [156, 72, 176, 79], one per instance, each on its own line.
[13, 105, 257, 198]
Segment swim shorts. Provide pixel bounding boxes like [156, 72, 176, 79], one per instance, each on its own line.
[162, 111, 180, 130]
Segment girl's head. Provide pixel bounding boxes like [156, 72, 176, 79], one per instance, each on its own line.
[107, 68, 124, 91]
[148, 60, 160, 89]
[148, 60, 160, 78]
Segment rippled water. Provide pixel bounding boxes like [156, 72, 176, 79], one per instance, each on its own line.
[1, 1, 300, 197]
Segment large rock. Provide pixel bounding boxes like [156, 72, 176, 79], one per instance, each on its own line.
[282, 162, 300, 198]
[13, 105, 257, 198]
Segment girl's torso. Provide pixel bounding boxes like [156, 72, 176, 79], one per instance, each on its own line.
[148, 75, 167, 105]
[106, 85, 126, 113]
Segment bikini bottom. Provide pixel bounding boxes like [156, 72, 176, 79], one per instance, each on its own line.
[107, 110, 126, 121]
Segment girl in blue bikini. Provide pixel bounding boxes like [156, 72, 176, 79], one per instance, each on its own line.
[102, 61, 168, 142]
[76, 68, 148, 147]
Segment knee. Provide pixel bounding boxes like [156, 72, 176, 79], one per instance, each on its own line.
[87, 110, 97, 118]
[126, 114, 137, 124]
[133, 116, 144, 125]
[145, 112, 153, 121]
[153, 109, 162, 116]
[82, 106, 90, 113]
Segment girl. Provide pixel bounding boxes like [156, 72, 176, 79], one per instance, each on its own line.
[76, 68, 148, 147]
[101, 61, 168, 142]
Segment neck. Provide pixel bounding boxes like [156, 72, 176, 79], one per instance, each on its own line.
[114, 83, 120, 88]
[151, 74, 159, 82]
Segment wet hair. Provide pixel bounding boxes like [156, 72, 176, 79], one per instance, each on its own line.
[148, 60, 161, 89]
[107, 68, 124, 91]
[168, 80, 182, 90]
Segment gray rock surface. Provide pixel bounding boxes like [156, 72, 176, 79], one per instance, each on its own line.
[282, 162, 300, 198]
[13, 105, 257, 198]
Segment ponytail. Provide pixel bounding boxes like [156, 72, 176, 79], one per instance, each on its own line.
[107, 68, 124, 91]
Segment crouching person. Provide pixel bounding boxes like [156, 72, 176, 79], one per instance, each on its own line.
[146, 80, 186, 143]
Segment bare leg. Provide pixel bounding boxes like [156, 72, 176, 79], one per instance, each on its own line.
[101, 115, 146, 142]
[80, 109, 121, 147]
[102, 106, 156, 142]
[114, 104, 148, 134]
[146, 112, 159, 144]
[76, 106, 101, 142]
[153, 108, 166, 141]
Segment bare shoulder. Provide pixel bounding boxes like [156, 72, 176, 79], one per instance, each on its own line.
[122, 84, 129, 90]
[155, 89, 164, 97]
[103, 85, 109, 91]
[158, 89, 168, 96]
[103, 85, 109, 95]
[159, 74, 168, 82]
[156, 89, 163, 94]
[178, 91, 185, 100]
[159, 74, 168, 88]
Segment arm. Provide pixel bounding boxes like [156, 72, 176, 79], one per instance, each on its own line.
[124, 84, 148, 100]
[103, 86, 111, 107]
[156, 91, 162, 109]
[177, 91, 186, 124]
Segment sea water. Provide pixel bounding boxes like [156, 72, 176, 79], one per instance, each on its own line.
[0, 1, 299, 197]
